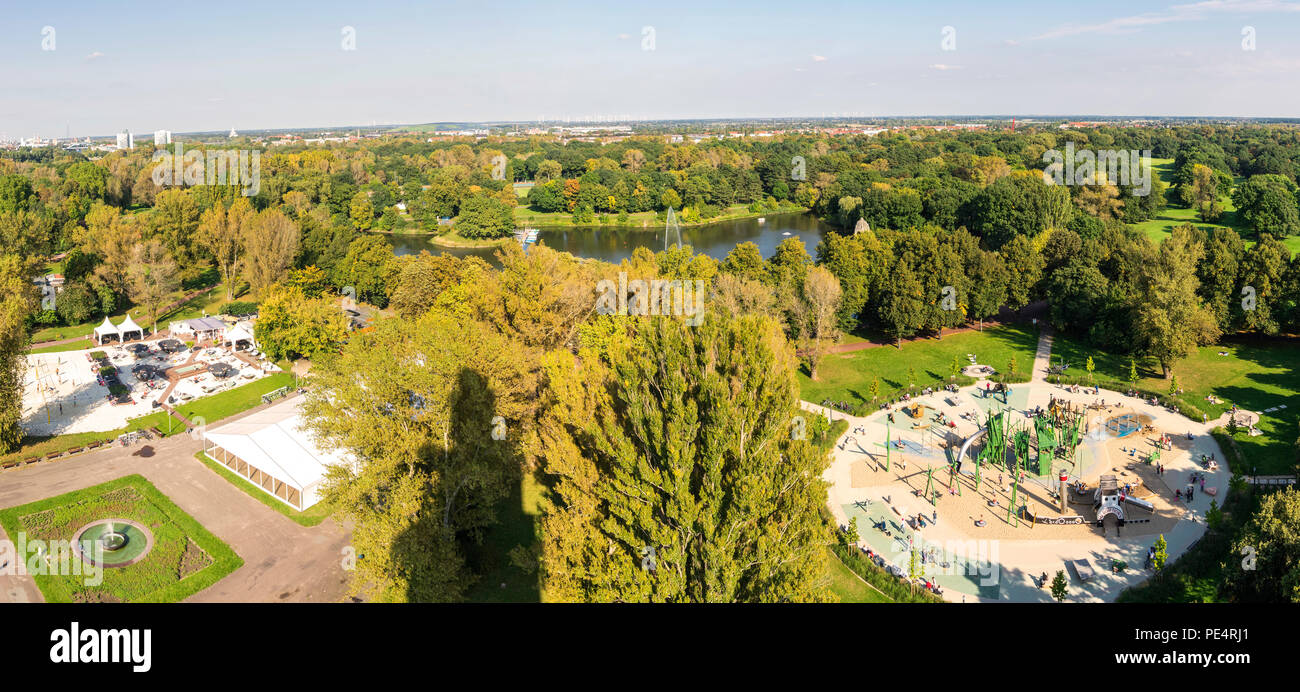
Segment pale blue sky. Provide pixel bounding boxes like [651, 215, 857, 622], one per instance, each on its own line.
[3, 0, 1300, 137]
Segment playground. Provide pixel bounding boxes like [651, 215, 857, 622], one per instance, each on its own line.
[818, 374, 1229, 602]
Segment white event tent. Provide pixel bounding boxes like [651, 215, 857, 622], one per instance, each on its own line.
[93, 315, 147, 344]
[222, 323, 256, 349]
[201, 397, 351, 510]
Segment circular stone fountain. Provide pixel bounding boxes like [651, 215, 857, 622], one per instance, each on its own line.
[72, 518, 155, 568]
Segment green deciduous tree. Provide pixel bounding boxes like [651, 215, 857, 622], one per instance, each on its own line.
[1134, 226, 1221, 377]
[300, 309, 532, 602]
[878, 262, 926, 347]
[529, 312, 832, 602]
[1051, 570, 1068, 601]
[1226, 487, 1300, 602]
[1233, 174, 1300, 237]
[127, 240, 180, 332]
[0, 254, 36, 452]
[253, 284, 348, 362]
[454, 194, 515, 239]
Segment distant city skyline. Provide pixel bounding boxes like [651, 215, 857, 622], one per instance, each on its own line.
[4, 0, 1300, 138]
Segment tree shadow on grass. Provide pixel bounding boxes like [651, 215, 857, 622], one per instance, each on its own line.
[388, 367, 540, 603]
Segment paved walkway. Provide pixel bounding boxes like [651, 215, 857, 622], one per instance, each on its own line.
[0, 405, 352, 604]
[1031, 324, 1054, 383]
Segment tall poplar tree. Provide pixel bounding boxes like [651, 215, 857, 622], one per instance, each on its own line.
[1134, 226, 1220, 377]
[300, 309, 531, 601]
[529, 312, 833, 602]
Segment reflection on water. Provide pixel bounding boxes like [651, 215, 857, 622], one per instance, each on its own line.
[381, 212, 834, 264]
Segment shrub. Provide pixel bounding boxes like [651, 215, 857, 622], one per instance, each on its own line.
[221, 301, 258, 316]
[829, 543, 943, 603]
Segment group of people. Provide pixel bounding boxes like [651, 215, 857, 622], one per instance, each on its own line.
[820, 398, 852, 413]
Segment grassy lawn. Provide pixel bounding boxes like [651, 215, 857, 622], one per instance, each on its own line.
[194, 452, 331, 527]
[1051, 334, 1300, 475]
[426, 230, 515, 248]
[1130, 159, 1243, 244]
[1130, 158, 1300, 254]
[1, 417, 164, 468]
[29, 338, 93, 354]
[826, 548, 892, 603]
[798, 323, 1041, 408]
[148, 372, 298, 435]
[465, 472, 542, 602]
[0, 474, 241, 603]
[30, 283, 229, 345]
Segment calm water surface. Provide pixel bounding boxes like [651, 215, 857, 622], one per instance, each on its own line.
[382, 212, 833, 264]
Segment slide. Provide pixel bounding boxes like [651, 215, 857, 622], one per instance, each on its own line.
[1124, 496, 1155, 513]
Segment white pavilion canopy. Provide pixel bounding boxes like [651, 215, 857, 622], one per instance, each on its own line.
[117, 314, 145, 340]
[92, 317, 119, 344]
[223, 324, 255, 347]
[93, 315, 147, 344]
[202, 397, 349, 510]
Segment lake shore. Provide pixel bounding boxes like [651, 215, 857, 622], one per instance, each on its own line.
[377, 204, 811, 237]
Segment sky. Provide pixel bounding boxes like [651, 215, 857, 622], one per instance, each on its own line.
[3, 0, 1300, 137]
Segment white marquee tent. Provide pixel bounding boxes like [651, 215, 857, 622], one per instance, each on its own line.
[92, 317, 118, 344]
[93, 315, 147, 344]
[202, 397, 351, 510]
[223, 323, 256, 348]
[117, 314, 145, 341]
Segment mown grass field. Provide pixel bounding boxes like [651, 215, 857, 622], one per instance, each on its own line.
[798, 323, 1041, 407]
[826, 548, 892, 603]
[0, 474, 241, 603]
[1051, 335, 1300, 475]
[30, 283, 232, 345]
[137, 372, 297, 436]
[1130, 158, 1300, 254]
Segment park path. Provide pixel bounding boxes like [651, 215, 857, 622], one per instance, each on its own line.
[28, 284, 213, 349]
[1030, 324, 1054, 384]
[0, 396, 352, 604]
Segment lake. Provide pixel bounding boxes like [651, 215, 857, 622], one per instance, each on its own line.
[381, 212, 834, 264]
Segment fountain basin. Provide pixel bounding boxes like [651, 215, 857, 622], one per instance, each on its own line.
[72, 519, 155, 568]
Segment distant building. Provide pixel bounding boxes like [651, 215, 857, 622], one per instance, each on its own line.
[154, 130, 171, 146]
[116, 130, 134, 149]
[229, 127, 238, 138]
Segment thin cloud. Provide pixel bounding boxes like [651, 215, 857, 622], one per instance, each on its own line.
[930, 63, 963, 70]
[811, 54, 828, 62]
[85, 51, 105, 61]
[1032, 0, 1300, 40]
